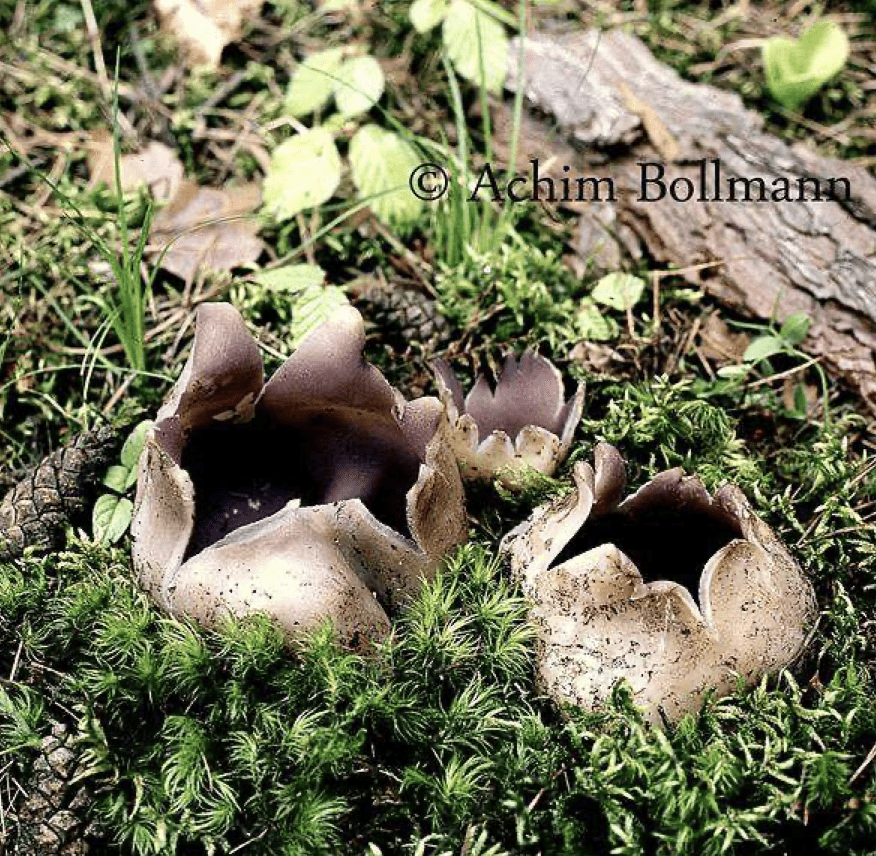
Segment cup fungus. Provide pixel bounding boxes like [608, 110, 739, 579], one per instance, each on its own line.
[432, 353, 584, 488]
[132, 303, 467, 650]
[501, 442, 817, 724]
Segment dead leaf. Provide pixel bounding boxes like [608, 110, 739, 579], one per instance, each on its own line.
[698, 311, 751, 364]
[569, 340, 623, 373]
[150, 180, 263, 281]
[87, 132, 184, 202]
[154, 0, 264, 68]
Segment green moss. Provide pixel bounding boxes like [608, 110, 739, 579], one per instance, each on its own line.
[436, 238, 587, 354]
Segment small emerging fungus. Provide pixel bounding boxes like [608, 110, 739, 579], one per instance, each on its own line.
[132, 303, 467, 650]
[432, 353, 584, 488]
[501, 443, 817, 724]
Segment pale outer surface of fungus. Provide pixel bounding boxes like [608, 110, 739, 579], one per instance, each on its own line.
[132, 303, 467, 651]
[501, 443, 818, 724]
[432, 353, 584, 488]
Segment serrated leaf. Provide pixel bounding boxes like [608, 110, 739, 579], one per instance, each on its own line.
[576, 302, 618, 342]
[93, 494, 134, 544]
[334, 56, 385, 117]
[743, 335, 785, 363]
[349, 125, 423, 230]
[253, 264, 325, 292]
[288, 285, 350, 349]
[284, 47, 345, 118]
[762, 22, 849, 111]
[442, 0, 509, 94]
[780, 312, 811, 346]
[252, 263, 344, 349]
[103, 465, 128, 493]
[410, 0, 449, 32]
[263, 129, 342, 222]
[591, 273, 646, 311]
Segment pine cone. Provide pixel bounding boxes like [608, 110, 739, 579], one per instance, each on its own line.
[4, 724, 95, 856]
[349, 279, 450, 351]
[0, 426, 119, 561]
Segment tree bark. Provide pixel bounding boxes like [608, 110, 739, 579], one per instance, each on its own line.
[501, 29, 876, 414]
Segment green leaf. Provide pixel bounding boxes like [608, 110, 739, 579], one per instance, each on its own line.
[102, 420, 153, 494]
[334, 56, 385, 118]
[253, 264, 348, 348]
[120, 420, 153, 490]
[668, 287, 703, 304]
[263, 129, 342, 222]
[590, 273, 646, 311]
[717, 364, 750, 379]
[410, 0, 449, 34]
[103, 465, 128, 493]
[762, 22, 849, 112]
[252, 264, 325, 292]
[576, 301, 618, 342]
[284, 47, 344, 118]
[442, 0, 509, 94]
[321, 113, 352, 133]
[743, 335, 785, 363]
[792, 382, 809, 417]
[780, 312, 811, 346]
[288, 284, 350, 350]
[93, 494, 134, 544]
[121, 420, 152, 470]
[468, 0, 517, 28]
[349, 125, 423, 230]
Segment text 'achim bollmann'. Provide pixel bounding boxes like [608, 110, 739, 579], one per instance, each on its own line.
[467, 159, 851, 204]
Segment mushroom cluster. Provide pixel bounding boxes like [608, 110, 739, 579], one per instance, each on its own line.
[131, 302, 817, 722]
[132, 303, 466, 650]
[501, 443, 818, 724]
[433, 353, 584, 488]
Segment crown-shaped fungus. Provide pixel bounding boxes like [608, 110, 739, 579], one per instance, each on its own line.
[433, 353, 584, 488]
[132, 303, 467, 651]
[501, 443, 817, 724]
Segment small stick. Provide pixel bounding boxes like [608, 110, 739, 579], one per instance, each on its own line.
[651, 269, 661, 338]
[8, 639, 22, 682]
[79, 0, 110, 97]
[102, 372, 136, 415]
[745, 355, 821, 389]
[850, 742, 876, 784]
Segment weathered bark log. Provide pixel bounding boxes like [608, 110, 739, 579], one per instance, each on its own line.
[501, 29, 876, 413]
